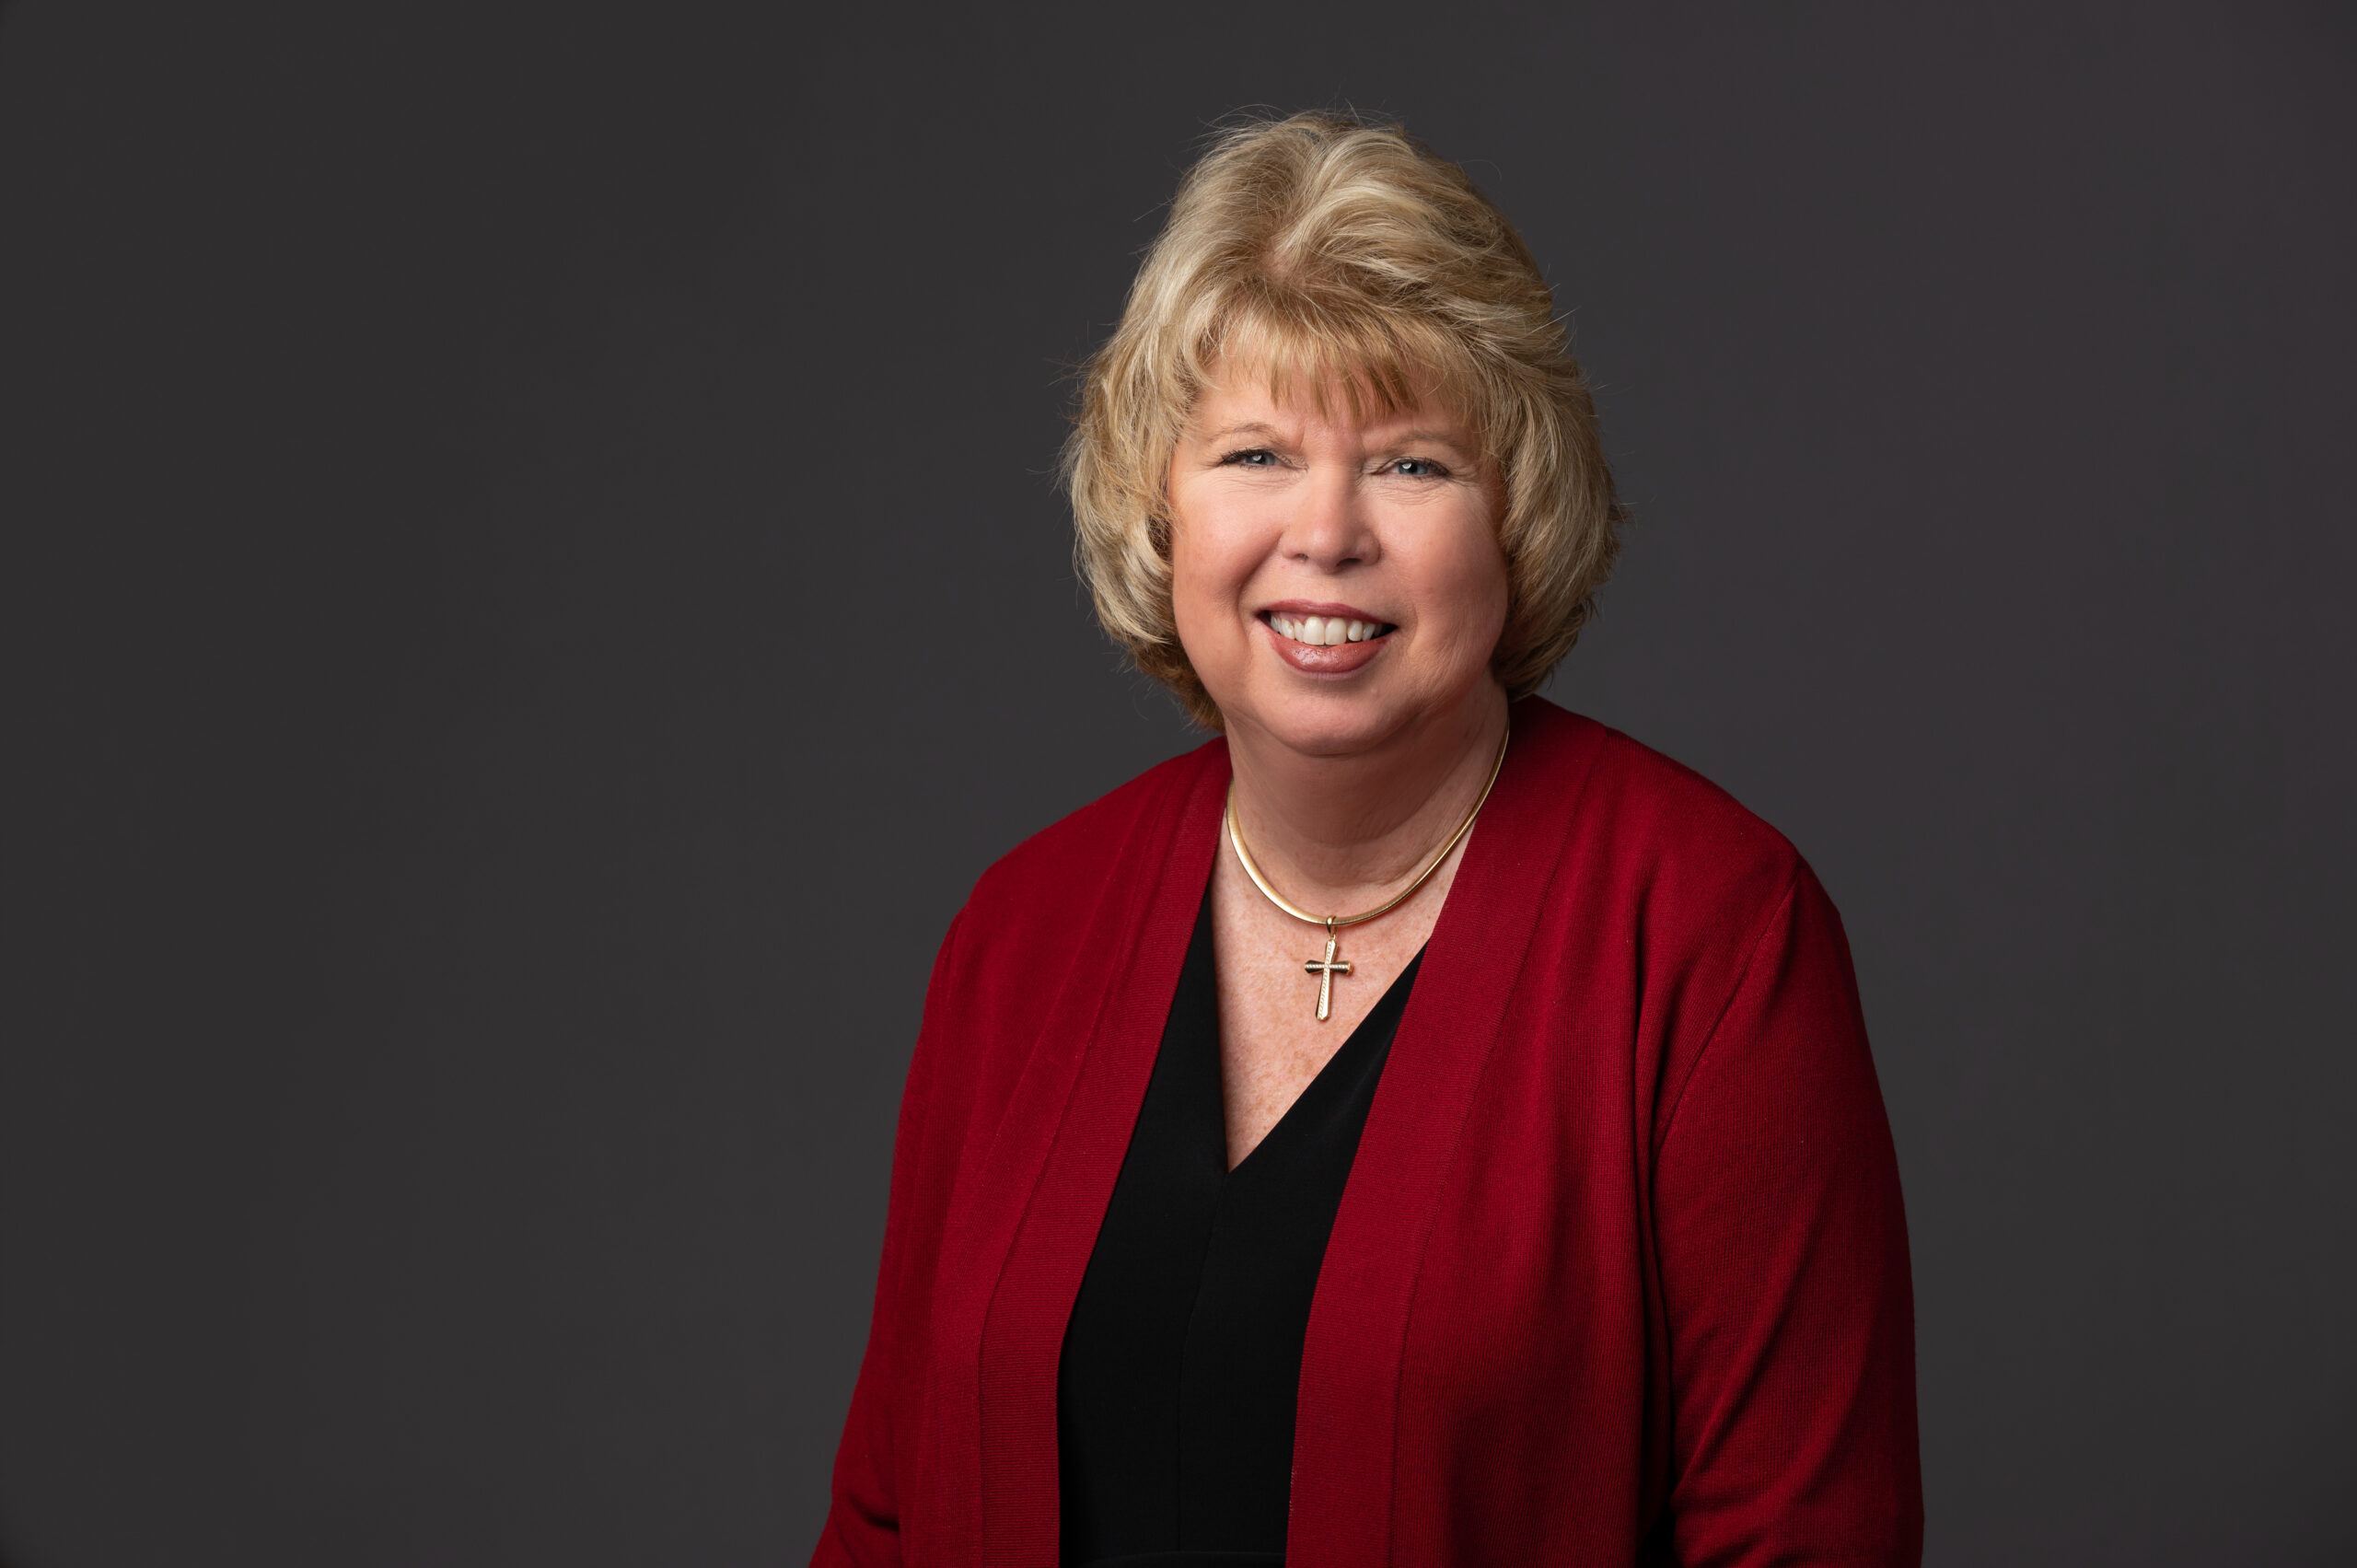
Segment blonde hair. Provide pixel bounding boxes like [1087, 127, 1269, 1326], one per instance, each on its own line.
[1064, 110, 1624, 728]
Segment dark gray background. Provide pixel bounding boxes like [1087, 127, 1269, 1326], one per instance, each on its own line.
[4, 2, 2351, 1563]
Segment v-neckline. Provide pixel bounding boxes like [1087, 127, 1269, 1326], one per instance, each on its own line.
[1213, 912, 1427, 1178]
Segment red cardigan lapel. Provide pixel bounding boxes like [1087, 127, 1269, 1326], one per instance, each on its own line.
[932, 740, 1231, 1566]
[1288, 702, 1608, 1567]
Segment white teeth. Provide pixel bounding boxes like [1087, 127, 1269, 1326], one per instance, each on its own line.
[1269, 613, 1388, 646]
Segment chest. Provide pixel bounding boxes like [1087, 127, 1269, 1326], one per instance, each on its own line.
[1207, 845, 1460, 1167]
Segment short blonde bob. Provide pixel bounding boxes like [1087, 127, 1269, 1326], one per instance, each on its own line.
[1064, 110, 1624, 729]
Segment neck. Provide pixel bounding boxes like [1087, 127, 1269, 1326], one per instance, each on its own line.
[1225, 682, 1512, 913]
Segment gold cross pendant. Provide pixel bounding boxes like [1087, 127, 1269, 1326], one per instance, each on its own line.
[1302, 918, 1353, 1022]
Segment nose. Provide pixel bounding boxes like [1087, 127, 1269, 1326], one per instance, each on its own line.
[1283, 466, 1376, 572]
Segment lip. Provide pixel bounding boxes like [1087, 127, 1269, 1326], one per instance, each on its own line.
[1258, 604, 1395, 676]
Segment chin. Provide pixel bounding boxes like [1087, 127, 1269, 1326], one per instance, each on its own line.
[1232, 689, 1417, 759]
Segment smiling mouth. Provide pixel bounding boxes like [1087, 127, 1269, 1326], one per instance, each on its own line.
[1261, 611, 1397, 647]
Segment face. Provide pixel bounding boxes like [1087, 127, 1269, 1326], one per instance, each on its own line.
[1167, 364, 1510, 758]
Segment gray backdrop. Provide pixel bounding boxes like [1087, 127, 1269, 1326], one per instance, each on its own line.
[4, 2, 2351, 1563]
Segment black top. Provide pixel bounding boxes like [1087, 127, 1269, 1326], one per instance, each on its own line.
[1055, 891, 1423, 1568]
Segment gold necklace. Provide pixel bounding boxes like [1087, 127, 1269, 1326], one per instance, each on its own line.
[1224, 721, 1509, 1021]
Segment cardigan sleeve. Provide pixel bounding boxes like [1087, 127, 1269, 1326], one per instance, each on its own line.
[1651, 865, 1923, 1567]
[812, 908, 965, 1568]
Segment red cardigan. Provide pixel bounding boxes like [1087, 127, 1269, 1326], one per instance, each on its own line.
[815, 699, 1922, 1567]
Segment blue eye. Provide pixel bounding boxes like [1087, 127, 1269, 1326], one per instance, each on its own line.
[1393, 457, 1447, 478]
[1223, 448, 1278, 467]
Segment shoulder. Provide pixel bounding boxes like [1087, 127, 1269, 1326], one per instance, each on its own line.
[904, 737, 1224, 1132]
[1515, 698, 1810, 930]
[1592, 720, 1801, 886]
[955, 735, 1226, 946]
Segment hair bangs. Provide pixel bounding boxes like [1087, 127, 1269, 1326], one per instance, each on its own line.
[1187, 285, 1492, 452]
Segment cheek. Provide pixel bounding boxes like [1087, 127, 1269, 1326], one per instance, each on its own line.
[1167, 493, 1262, 617]
[1470, 541, 1513, 635]
[1166, 514, 1253, 674]
[1167, 521, 1218, 623]
[1413, 508, 1512, 648]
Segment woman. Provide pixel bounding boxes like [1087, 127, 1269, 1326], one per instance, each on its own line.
[815, 112, 1920, 1567]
